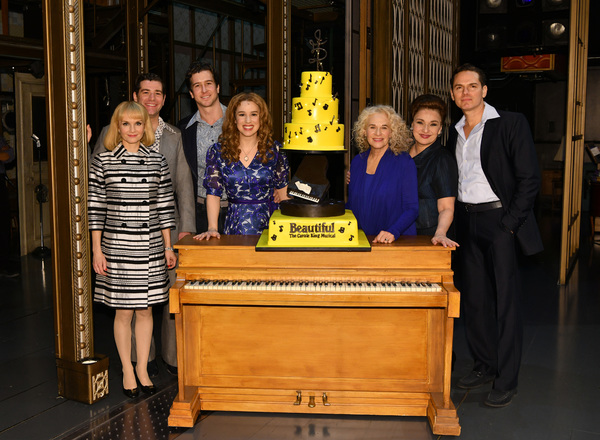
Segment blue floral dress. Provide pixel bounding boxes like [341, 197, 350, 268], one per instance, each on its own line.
[203, 141, 289, 235]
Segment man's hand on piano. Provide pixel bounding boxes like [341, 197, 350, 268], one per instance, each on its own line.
[372, 230, 395, 243]
[431, 234, 459, 248]
[194, 229, 221, 241]
[178, 231, 192, 241]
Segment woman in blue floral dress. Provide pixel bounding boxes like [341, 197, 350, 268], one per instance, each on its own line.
[194, 92, 289, 238]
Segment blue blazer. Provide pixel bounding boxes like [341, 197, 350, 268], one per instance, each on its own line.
[347, 148, 418, 238]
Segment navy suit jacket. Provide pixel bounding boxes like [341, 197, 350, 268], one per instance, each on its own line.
[178, 114, 200, 199]
[448, 109, 543, 255]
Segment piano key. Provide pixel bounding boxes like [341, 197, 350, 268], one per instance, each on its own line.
[183, 280, 443, 293]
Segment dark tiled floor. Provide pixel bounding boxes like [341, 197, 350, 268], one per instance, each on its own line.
[1, 211, 599, 440]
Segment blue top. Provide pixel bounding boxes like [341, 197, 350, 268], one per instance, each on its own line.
[412, 139, 458, 236]
[347, 148, 418, 237]
[204, 141, 289, 235]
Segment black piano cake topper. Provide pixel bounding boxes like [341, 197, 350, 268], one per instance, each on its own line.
[309, 30, 327, 71]
[287, 155, 330, 204]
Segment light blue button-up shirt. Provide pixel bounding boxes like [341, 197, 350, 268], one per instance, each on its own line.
[185, 103, 227, 198]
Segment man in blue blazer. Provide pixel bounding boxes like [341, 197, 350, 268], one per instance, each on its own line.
[178, 62, 228, 233]
[448, 64, 543, 407]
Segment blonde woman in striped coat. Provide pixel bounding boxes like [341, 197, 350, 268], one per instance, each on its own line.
[88, 101, 176, 398]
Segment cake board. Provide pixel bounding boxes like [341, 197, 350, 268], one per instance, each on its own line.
[256, 229, 371, 251]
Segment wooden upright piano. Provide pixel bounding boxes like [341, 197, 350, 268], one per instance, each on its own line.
[168, 235, 461, 436]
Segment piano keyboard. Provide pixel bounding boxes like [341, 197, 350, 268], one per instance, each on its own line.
[184, 280, 442, 292]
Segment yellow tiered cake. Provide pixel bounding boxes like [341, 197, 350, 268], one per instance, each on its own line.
[283, 71, 344, 151]
[266, 209, 359, 247]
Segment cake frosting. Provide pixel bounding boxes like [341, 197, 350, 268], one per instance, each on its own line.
[267, 210, 359, 247]
[283, 71, 345, 151]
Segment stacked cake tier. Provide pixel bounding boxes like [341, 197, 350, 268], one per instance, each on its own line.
[283, 71, 344, 151]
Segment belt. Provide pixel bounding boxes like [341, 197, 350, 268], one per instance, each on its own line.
[458, 200, 502, 213]
[197, 197, 229, 208]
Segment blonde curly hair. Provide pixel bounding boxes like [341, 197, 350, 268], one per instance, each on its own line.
[352, 105, 411, 155]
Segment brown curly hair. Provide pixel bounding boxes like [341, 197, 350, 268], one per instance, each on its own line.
[352, 105, 411, 155]
[219, 92, 274, 165]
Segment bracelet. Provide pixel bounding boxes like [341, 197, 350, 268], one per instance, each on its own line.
[165, 247, 174, 251]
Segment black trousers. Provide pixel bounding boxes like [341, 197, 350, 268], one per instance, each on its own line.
[455, 205, 523, 391]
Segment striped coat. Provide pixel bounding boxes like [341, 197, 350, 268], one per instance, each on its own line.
[88, 144, 176, 308]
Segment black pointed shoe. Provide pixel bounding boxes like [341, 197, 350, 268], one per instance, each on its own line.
[484, 388, 517, 407]
[140, 384, 157, 395]
[456, 370, 495, 389]
[165, 363, 178, 376]
[122, 386, 139, 399]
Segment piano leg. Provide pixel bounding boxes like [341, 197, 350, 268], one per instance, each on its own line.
[427, 392, 461, 436]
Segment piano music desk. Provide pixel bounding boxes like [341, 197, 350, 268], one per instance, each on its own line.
[168, 235, 461, 436]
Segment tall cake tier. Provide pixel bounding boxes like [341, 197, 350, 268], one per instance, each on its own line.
[283, 71, 345, 151]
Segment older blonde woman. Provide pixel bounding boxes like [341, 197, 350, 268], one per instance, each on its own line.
[88, 101, 176, 398]
[346, 105, 418, 243]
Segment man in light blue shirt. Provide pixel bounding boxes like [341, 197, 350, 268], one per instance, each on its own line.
[178, 62, 228, 233]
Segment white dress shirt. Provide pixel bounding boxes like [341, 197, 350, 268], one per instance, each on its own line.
[455, 102, 501, 204]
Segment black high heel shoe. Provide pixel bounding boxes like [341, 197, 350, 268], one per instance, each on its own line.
[140, 384, 157, 395]
[122, 386, 139, 398]
[134, 366, 157, 395]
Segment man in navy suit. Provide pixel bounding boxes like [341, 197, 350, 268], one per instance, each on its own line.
[448, 64, 543, 407]
[178, 62, 227, 233]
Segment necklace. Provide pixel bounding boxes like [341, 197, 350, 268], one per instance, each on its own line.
[240, 145, 257, 162]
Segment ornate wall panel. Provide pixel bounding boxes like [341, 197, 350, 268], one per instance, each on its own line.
[391, 0, 405, 112]
[428, 0, 454, 124]
[408, 0, 425, 108]
[386, 0, 455, 121]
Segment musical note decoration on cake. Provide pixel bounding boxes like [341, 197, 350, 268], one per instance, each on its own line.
[309, 30, 327, 71]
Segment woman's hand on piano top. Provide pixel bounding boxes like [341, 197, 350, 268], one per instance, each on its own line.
[194, 229, 221, 241]
[431, 234, 459, 248]
[372, 230, 395, 244]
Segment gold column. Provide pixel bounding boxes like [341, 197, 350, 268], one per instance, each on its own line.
[372, 0, 393, 106]
[267, 0, 287, 141]
[43, 0, 109, 404]
[126, 0, 147, 95]
[559, 0, 590, 284]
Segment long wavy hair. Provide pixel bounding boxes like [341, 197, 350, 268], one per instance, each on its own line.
[352, 105, 411, 155]
[104, 101, 155, 151]
[219, 92, 274, 165]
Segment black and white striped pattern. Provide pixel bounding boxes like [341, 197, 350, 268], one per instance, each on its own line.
[88, 144, 175, 308]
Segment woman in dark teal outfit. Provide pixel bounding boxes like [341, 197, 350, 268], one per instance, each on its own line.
[408, 94, 458, 247]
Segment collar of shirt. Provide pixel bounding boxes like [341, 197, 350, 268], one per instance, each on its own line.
[185, 103, 227, 129]
[148, 118, 177, 152]
[148, 117, 165, 152]
[113, 143, 151, 159]
[454, 102, 500, 139]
